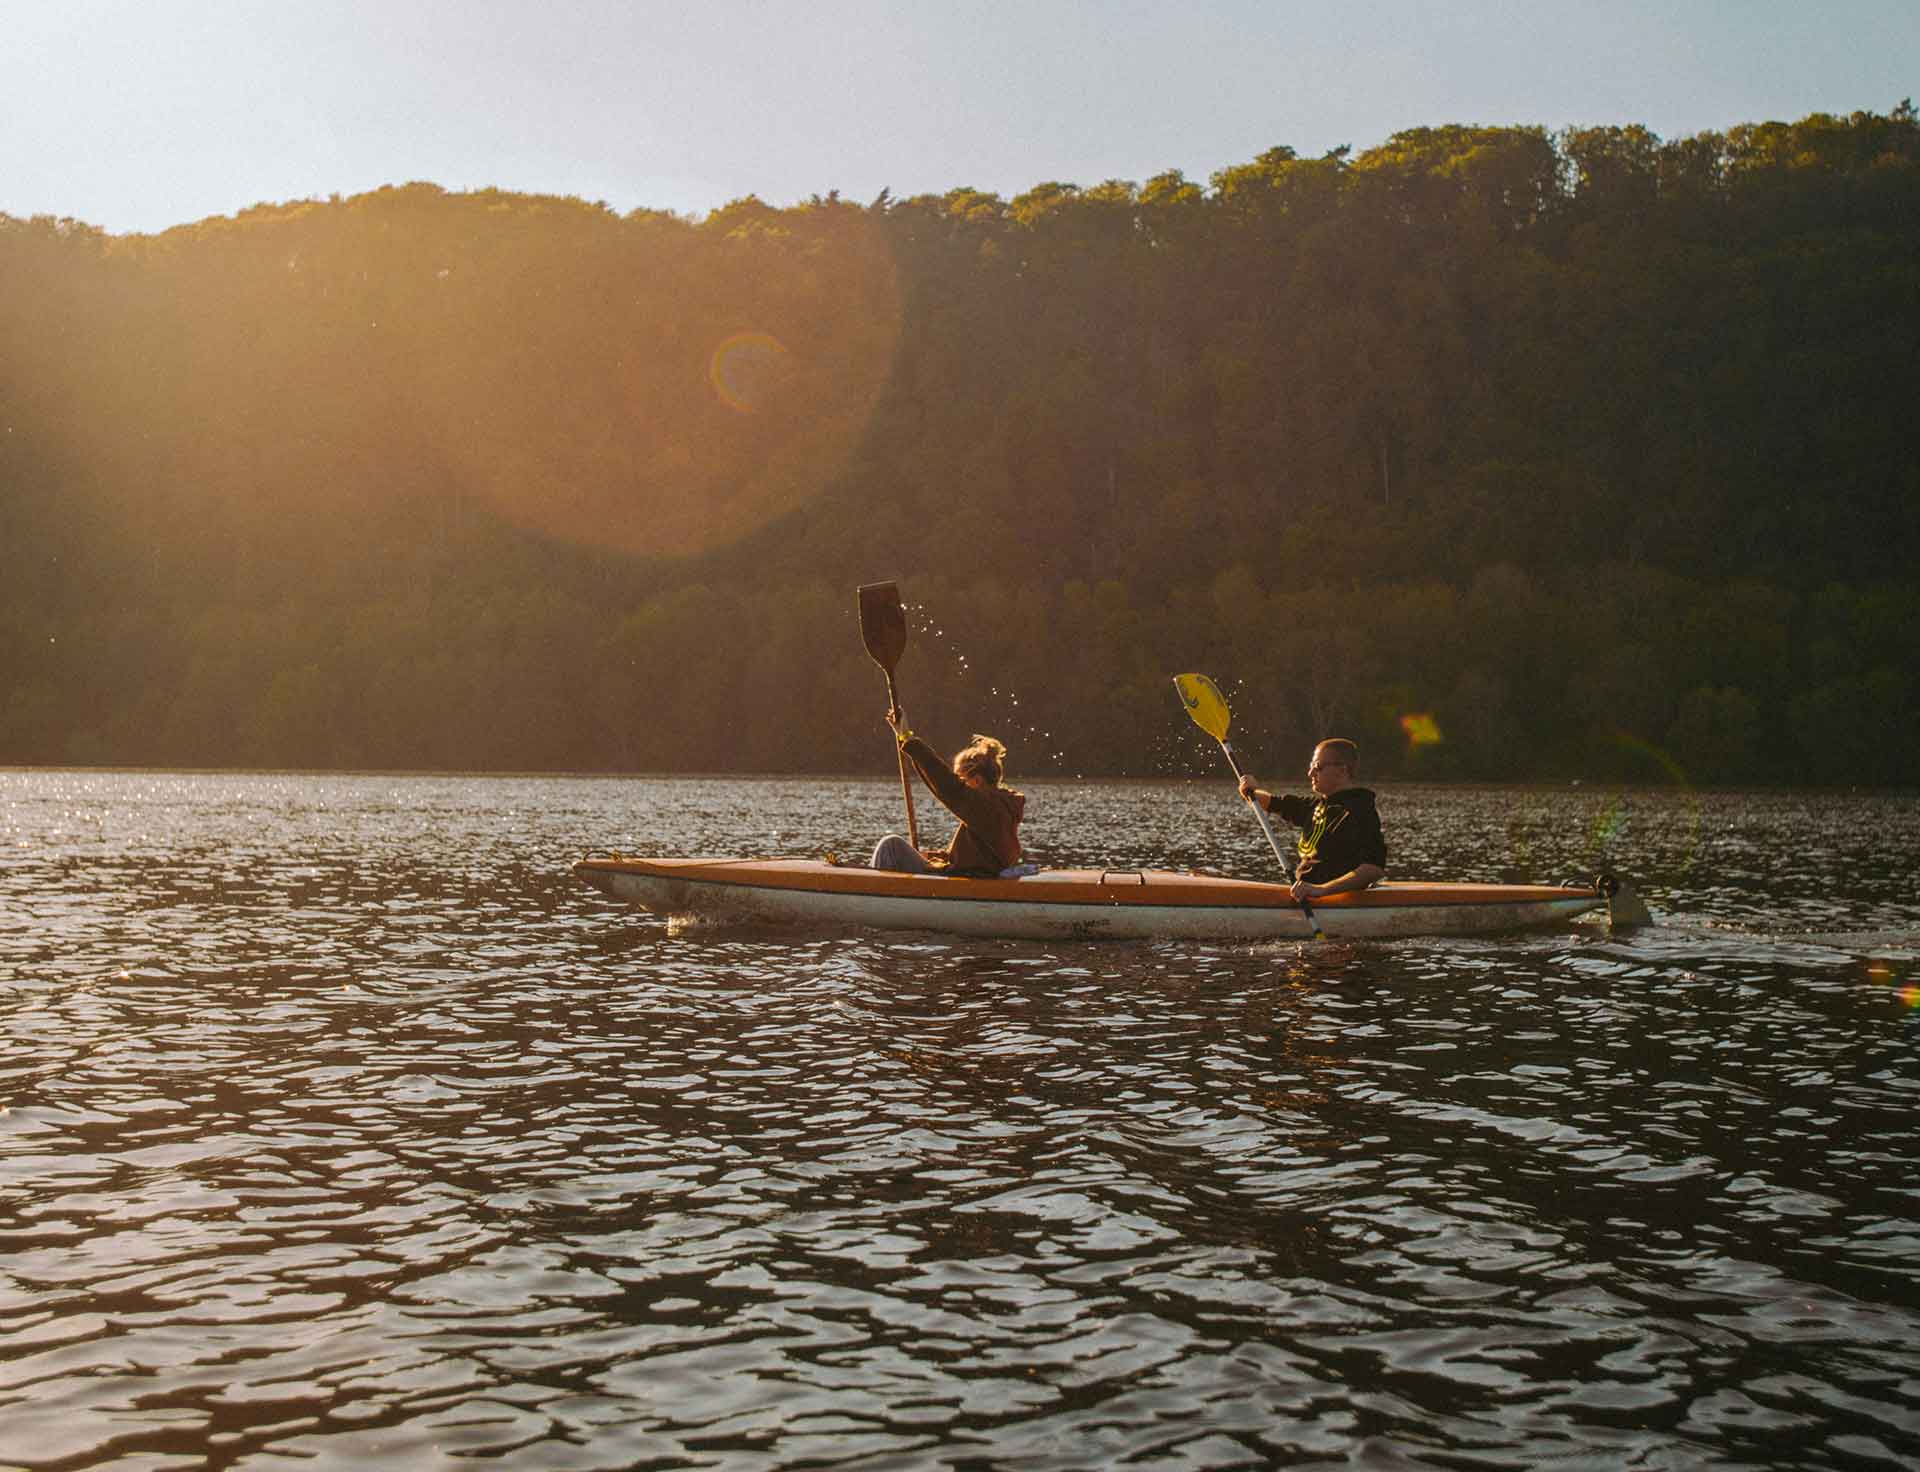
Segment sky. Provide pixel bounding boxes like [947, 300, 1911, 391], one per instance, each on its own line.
[3, 0, 1915, 236]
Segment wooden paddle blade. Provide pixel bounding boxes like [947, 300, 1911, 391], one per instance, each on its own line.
[1172, 673, 1232, 743]
[857, 581, 907, 671]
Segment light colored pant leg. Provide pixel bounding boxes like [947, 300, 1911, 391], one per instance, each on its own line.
[871, 834, 937, 873]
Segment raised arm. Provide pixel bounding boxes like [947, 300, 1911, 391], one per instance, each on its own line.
[883, 713, 991, 827]
[899, 734, 985, 821]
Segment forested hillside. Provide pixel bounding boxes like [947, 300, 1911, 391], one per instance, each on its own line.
[3, 107, 1917, 783]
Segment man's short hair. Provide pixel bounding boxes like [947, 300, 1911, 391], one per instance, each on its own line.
[1318, 738, 1360, 773]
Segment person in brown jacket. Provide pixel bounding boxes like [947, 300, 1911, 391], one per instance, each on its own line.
[870, 716, 1026, 877]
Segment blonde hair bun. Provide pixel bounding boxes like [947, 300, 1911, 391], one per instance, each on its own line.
[955, 734, 1008, 783]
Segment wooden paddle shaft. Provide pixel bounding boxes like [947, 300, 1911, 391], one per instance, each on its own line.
[886, 672, 920, 849]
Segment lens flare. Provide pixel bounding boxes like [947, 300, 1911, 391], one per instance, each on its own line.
[1592, 731, 1703, 882]
[1609, 730, 1689, 785]
[1867, 961, 1920, 1008]
[708, 331, 790, 414]
[418, 208, 902, 560]
[1400, 712, 1443, 747]
[1589, 795, 1625, 844]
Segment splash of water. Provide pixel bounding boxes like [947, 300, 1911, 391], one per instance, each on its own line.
[904, 604, 1071, 771]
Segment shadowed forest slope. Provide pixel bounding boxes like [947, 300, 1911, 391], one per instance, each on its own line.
[3, 107, 1917, 783]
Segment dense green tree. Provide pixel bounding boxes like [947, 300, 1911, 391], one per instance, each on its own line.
[1, 106, 1916, 783]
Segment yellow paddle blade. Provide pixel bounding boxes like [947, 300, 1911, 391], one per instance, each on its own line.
[1172, 673, 1231, 743]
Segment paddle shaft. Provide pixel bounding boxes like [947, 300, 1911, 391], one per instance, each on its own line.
[1217, 738, 1322, 939]
[884, 672, 920, 849]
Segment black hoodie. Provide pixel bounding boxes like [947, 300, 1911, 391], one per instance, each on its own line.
[1271, 786, 1387, 884]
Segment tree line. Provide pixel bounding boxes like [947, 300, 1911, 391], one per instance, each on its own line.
[2, 105, 1916, 785]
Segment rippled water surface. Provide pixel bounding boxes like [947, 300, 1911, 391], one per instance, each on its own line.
[5, 770, 1919, 1470]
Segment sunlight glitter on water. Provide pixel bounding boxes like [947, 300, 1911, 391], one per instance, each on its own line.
[3, 771, 1919, 1468]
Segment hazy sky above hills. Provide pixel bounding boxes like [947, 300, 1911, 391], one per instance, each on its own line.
[5, 0, 1915, 235]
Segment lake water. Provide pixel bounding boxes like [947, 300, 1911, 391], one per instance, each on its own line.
[4, 770, 1918, 1470]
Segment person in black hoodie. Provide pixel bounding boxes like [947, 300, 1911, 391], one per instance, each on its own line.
[1236, 738, 1386, 902]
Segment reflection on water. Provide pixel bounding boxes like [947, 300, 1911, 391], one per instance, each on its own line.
[4, 771, 1918, 1468]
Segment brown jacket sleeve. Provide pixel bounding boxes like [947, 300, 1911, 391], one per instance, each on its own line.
[901, 735, 987, 825]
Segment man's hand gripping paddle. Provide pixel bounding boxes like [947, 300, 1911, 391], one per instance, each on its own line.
[1173, 673, 1322, 939]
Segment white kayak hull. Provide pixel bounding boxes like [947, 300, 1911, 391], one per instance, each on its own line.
[572, 857, 1608, 941]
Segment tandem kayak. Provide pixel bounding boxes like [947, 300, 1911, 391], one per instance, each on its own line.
[571, 856, 1634, 941]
